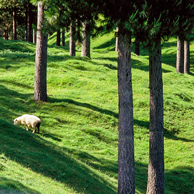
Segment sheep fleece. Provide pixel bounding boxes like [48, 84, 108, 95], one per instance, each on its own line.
[14, 114, 41, 133]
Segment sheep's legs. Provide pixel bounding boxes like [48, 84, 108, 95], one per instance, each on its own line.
[33, 128, 36, 133]
[26, 126, 29, 131]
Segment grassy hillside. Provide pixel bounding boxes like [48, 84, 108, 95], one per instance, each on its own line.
[0, 32, 193, 194]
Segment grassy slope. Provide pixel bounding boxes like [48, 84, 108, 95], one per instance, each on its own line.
[0, 32, 193, 194]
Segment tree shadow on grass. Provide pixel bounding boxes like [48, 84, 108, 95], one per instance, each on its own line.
[165, 166, 194, 194]
[0, 86, 193, 193]
[135, 163, 194, 194]
[49, 97, 194, 143]
[0, 119, 117, 194]
[92, 38, 115, 50]
[0, 177, 40, 194]
[132, 58, 172, 73]
[164, 128, 194, 142]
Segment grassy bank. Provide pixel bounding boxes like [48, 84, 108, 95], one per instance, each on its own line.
[0, 32, 193, 193]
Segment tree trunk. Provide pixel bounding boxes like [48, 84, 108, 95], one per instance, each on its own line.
[81, 21, 91, 58]
[33, 29, 36, 44]
[25, 8, 28, 41]
[146, 40, 164, 194]
[135, 40, 140, 56]
[118, 30, 135, 194]
[69, 22, 76, 56]
[34, 1, 48, 102]
[62, 28, 65, 46]
[184, 40, 190, 74]
[176, 36, 184, 73]
[76, 19, 81, 45]
[28, 2, 33, 42]
[4, 24, 8, 40]
[13, 7, 17, 40]
[56, 29, 60, 46]
[115, 27, 119, 52]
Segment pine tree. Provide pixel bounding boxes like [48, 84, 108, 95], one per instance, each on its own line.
[184, 40, 190, 74]
[147, 40, 164, 194]
[175, 0, 194, 73]
[62, 28, 65, 46]
[69, 21, 76, 56]
[34, 1, 48, 102]
[118, 28, 135, 194]
[176, 36, 184, 73]
[81, 20, 90, 58]
[56, 29, 60, 46]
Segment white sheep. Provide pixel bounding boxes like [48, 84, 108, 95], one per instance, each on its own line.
[14, 114, 41, 133]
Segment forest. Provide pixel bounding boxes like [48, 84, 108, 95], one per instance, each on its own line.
[0, 0, 194, 194]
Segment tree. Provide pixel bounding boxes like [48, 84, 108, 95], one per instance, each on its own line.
[176, 36, 184, 73]
[56, 29, 60, 46]
[115, 27, 118, 52]
[62, 28, 65, 46]
[147, 40, 164, 194]
[0, 0, 36, 41]
[184, 40, 190, 74]
[27, 1, 33, 42]
[33, 28, 36, 43]
[34, 1, 48, 102]
[81, 20, 90, 58]
[118, 28, 135, 194]
[98, 1, 138, 192]
[69, 21, 76, 56]
[13, 6, 17, 40]
[175, 0, 194, 73]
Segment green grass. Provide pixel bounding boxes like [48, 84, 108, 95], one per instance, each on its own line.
[0, 32, 193, 194]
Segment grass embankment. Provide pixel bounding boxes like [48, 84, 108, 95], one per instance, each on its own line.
[0, 32, 193, 194]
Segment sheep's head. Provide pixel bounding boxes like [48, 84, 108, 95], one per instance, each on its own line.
[14, 118, 20, 125]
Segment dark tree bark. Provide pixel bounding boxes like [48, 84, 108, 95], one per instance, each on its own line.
[34, 1, 48, 102]
[146, 40, 164, 194]
[118, 30, 135, 194]
[62, 28, 65, 46]
[176, 36, 184, 73]
[184, 40, 190, 74]
[4, 24, 8, 40]
[76, 19, 81, 45]
[69, 21, 76, 56]
[56, 29, 60, 46]
[28, 2, 33, 42]
[33, 29, 36, 44]
[13, 7, 17, 40]
[25, 8, 28, 41]
[115, 27, 119, 52]
[81, 21, 91, 58]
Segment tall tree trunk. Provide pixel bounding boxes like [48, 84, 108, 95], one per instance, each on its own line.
[62, 28, 65, 46]
[34, 1, 48, 102]
[33, 29, 36, 44]
[56, 29, 60, 46]
[118, 30, 135, 194]
[13, 7, 17, 40]
[176, 36, 184, 73]
[25, 8, 28, 41]
[4, 24, 8, 40]
[76, 19, 81, 45]
[184, 40, 190, 74]
[81, 21, 91, 58]
[69, 21, 75, 56]
[28, 2, 33, 42]
[147, 40, 164, 194]
[115, 27, 119, 52]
